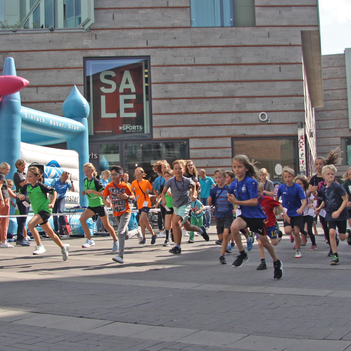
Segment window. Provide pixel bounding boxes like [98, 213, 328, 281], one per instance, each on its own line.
[191, 0, 255, 28]
[84, 56, 152, 140]
[232, 137, 297, 184]
[341, 138, 351, 165]
[0, 0, 94, 30]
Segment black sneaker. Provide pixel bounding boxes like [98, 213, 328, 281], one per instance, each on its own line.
[327, 249, 333, 257]
[330, 255, 339, 265]
[151, 235, 156, 245]
[232, 252, 248, 267]
[231, 242, 235, 248]
[347, 230, 351, 246]
[169, 246, 181, 254]
[273, 260, 283, 280]
[200, 226, 209, 241]
[215, 240, 222, 245]
[257, 262, 267, 270]
[219, 255, 226, 264]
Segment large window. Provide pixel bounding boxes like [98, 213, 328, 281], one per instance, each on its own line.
[232, 137, 297, 184]
[84, 56, 152, 140]
[0, 0, 94, 30]
[191, 0, 255, 28]
[341, 138, 351, 165]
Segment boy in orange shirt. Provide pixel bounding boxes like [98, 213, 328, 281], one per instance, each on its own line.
[103, 165, 134, 263]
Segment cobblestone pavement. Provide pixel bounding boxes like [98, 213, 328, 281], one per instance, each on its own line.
[1, 227, 351, 351]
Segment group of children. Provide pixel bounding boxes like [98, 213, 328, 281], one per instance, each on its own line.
[2, 147, 350, 279]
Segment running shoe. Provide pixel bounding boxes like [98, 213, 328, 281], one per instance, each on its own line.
[112, 240, 119, 252]
[61, 244, 70, 261]
[327, 249, 333, 257]
[151, 235, 156, 245]
[247, 237, 253, 251]
[169, 246, 181, 254]
[257, 262, 267, 270]
[158, 231, 166, 238]
[33, 244, 46, 255]
[310, 245, 318, 251]
[200, 226, 210, 241]
[16, 240, 30, 246]
[82, 239, 95, 248]
[290, 234, 294, 243]
[273, 259, 283, 280]
[301, 234, 307, 246]
[330, 255, 339, 265]
[347, 232, 351, 246]
[232, 252, 248, 267]
[163, 240, 170, 247]
[225, 244, 232, 253]
[112, 255, 124, 264]
[0, 242, 14, 248]
[215, 240, 222, 245]
[231, 242, 235, 248]
[295, 249, 302, 258]
[139, 238, 146, 244]
[219, 255, 226, 264]
[188, 239, 194, 243]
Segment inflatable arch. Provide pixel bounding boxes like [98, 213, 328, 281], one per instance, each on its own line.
[0, 57, 90, 207]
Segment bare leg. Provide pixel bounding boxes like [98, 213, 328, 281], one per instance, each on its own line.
[79, 208, 95, 240]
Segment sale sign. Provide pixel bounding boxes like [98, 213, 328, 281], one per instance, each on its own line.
[85, 58, 150, 137]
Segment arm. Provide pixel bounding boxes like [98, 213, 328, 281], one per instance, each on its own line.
[207, 195, 212, 206]
[102, 196, 111, 208]
[227, 193, 258, 207]
[85, 189, 104, 197]
[70, 175, 76, 192]
[8, 188, 17, 200]
[190, 184, 197, 200]
[48, 191, 57, 209]
[296, 199, 307, 215]
[277, 204, 290, 223]
[161, 186, 168, 206]
[0, 182, 3, 204]
[307, 184, 318, 198]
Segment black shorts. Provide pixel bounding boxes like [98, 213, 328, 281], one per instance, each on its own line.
[328, 220, 347, 234]
[216, 216, 233, 235]
[139, 207, 150, 215]
[88, 206, 107, 218]
[38, 210, 51, 225]
[165, 207, 174, 215]
[284, 216, 302, 229]
[239, 216, 265, 236]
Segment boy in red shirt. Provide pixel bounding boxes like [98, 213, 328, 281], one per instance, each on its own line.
[257, 182, 289, 270]
[102, 165, 134, 264]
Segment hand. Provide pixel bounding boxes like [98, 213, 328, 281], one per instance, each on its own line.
[48, 203, 54, 209]
[315, 207, 320, 215]
[227, 193, 236, 204]
[161, 200, 166, 207]
[81, 191, 86, 195]
[119, 193, 129, 200]
[17, 194, 26, 200]
[283, 214, 290, 224]
[296, 208, 303, 215]
[85, 189, 93, 194]
[332, 211, 340, 219]
[310, 185, 318, 193]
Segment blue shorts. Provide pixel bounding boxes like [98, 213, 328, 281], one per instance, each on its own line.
[138, 207, 150, 215]
[265, 225, 278, 240]
[174, 204, 191, 224]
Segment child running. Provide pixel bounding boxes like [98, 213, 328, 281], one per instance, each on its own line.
[16, 166, 69, 260]
[316, 165, 349, 265]
[80, 163, 118, 250]
[131, 167, 156, 244]
[161, 159, 209, 254]
[162, 169, 174, 246]
[208, 169, 234, 264]
[102, 165, 134, 264]
[256, 182, 289, 270]
[276, 167, 307, 258]
[228, 155, 283, 280]
[188, 196, 205, 243]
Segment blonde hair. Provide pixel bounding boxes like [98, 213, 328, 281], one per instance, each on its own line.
[282, 166, 295, 177]
[83, 163, 98, 177]
[153, 160, 170, 174]
[322, 164, 337, 175]
[164, 169, 174, 177]
[28, 166, 43, 182]
[185, 159, 198, 177]
[0, 162, 10, 171]
[172, 159, 186, 169]
[259, 168, 269, 178]
[233, 155, 260, 179]
[342, 167, 351, 181]
[15, 159, 26, 168]
[214, 168, 226, 177]
[101, 170, 111, 177]
[7, 179, 14, 188]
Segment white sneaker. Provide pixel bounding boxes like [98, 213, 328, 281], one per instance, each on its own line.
[182, 230, 189, 237]
[82, 239, 95, 248]
[112, 240, 119, 252]
[61, 244, 70, 261]
[112, 255, 124, 264]
[0, 242, 14, 248]
[158, 231, 166, 238]
[33, 244, 46, 255]
[295, 249, 302, 258]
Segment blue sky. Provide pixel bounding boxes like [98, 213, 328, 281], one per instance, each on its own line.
[319, 0, 351, 55]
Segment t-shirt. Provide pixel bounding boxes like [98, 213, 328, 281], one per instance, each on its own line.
[103, 181, 132, 216]
[0, 172, 9, 199]
[165, 190, 173, 209]
[84, 177, 104, 207]
[263, 179, 275, 196]
[131, 179, 153, 209]
[153, 175, 165, 194]
[309, 174, 326, 206]
[190, 199, 204, 218]
[199, 176, 215, 198]
[19, 182, 55, 214]
[210, 184, 233, 218]
[258, 195, 280, 227]
[51, 178, 72, 199]
[229, 176, 266, 219]
[276, 183, 306, 217]
[164, 176, 194, 208]
[14, 170, 26, 191]
[321, 182, 349, 222]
